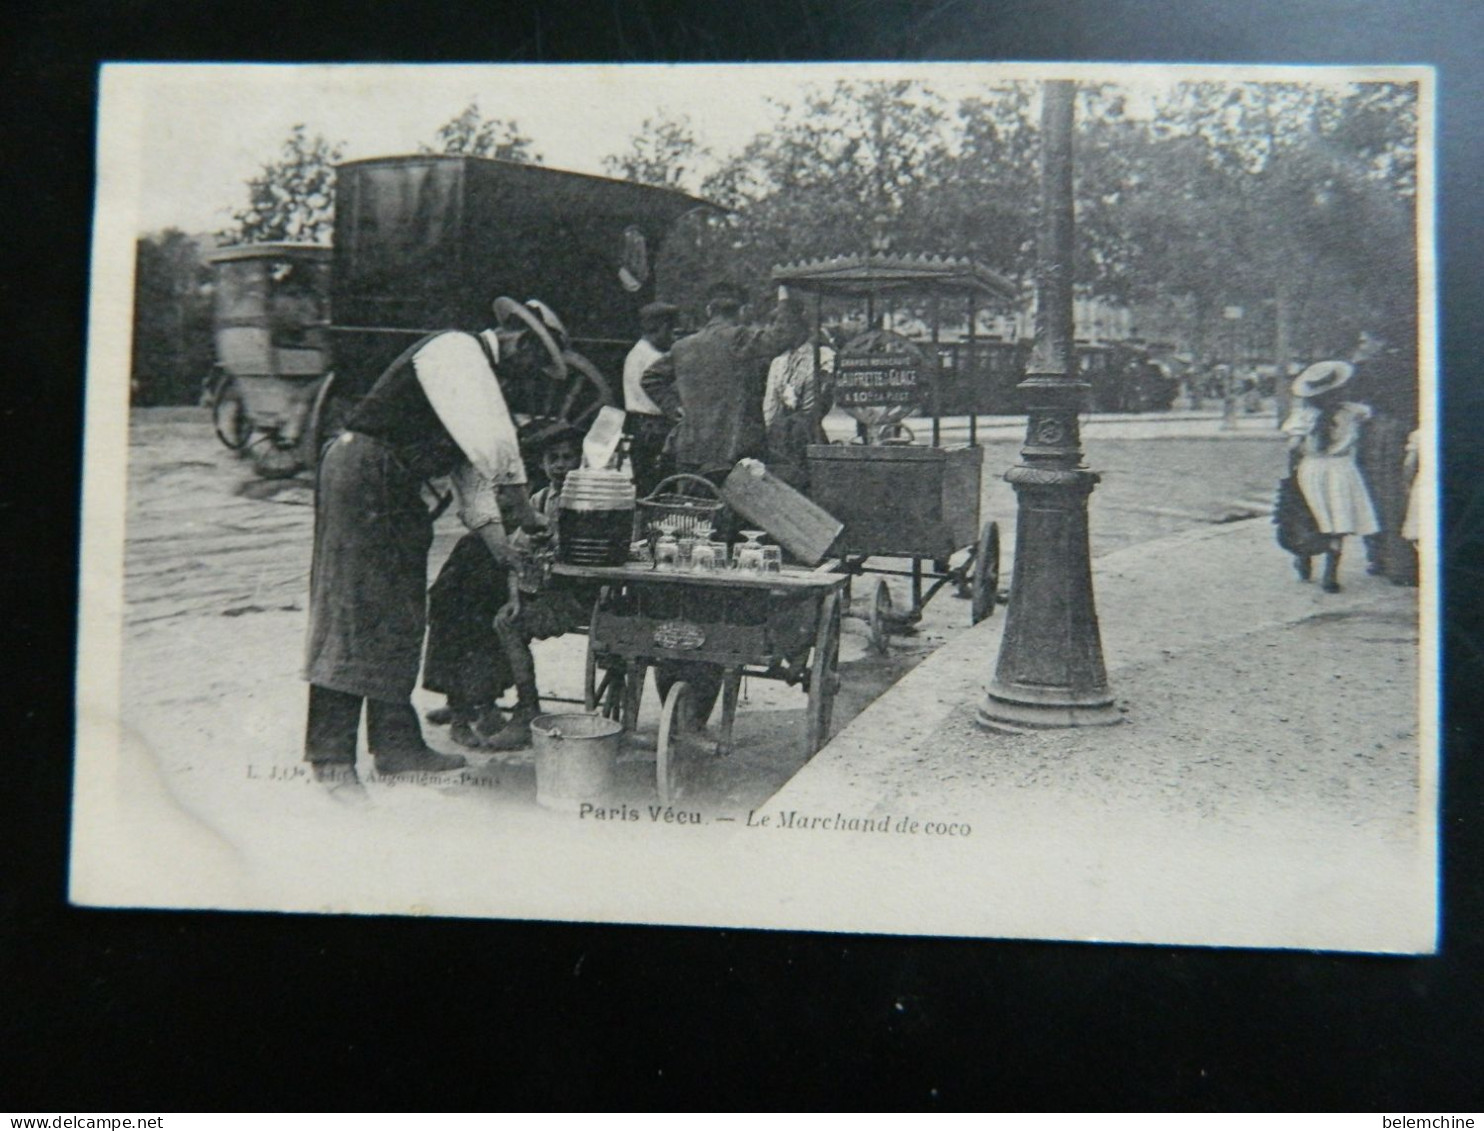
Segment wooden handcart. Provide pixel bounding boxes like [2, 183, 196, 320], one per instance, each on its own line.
[552, 562, 847, 804]
[770, 253, 1019, 643]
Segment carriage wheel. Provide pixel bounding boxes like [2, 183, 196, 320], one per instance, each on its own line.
[304, 372, 353, 480]
[535, 349, 614, 434]
[250, 433, 304, 480]
[867, 577, 893, 656]
[656, 682, 706, 804]
[805, 590, 843, 756]
[212, 377, 252, 451]
[971, 521, 1001, 624]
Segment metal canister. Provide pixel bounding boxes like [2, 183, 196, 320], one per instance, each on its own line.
[557, 468, 636, 567]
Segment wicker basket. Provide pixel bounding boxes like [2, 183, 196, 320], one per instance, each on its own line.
[633, 473, 727, 540]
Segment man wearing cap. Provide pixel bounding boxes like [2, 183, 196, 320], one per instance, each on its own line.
[640, 282, 807, 488]
[302, 297, 571, 789]
[622, 301, 679, 497]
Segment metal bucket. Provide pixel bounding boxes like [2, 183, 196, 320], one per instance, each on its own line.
[530, 713, 623, 811]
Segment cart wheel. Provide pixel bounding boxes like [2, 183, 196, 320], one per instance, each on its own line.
[250, 433, 304, 479]
[583, 643, 625, 720]
[304, 372, 352, 478]
[212, 377, 251, 451]
[867, 577, 893, 656]
[656, 682, 704, 804]
[971, 521, 1001, 624]
[537, 349, 614, 434]
[805, 590, 843, 756]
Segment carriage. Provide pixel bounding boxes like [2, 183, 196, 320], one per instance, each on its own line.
[207, 155, 715, 477]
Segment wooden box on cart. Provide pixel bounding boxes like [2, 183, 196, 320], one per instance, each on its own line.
[806, 443, 983, 561]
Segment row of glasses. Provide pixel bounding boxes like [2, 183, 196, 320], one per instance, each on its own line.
[628, 527, 782, 573]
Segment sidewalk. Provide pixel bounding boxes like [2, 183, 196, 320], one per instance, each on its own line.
[755, 516, 1434, 952]
[823, 405, 1288, 444]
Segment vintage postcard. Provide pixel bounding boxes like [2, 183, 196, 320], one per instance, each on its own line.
[74, 62, 1438, 951]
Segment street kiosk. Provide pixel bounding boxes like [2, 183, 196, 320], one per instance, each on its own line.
[771, 253, 1020, 636]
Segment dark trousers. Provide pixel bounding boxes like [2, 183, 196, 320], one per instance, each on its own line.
[305, 685, 427, 764]
[1358, 414, 1418, 584]
[422, 532, 515, 709]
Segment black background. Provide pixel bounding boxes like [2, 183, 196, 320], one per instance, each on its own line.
[5, 0, 1482, 1110]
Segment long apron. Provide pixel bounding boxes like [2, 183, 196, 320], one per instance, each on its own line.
[303, 432, 434, 702]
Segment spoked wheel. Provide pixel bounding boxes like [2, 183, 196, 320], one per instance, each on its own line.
[805, 590, 843, 756]
[304, 372, 353, 481]
[656, 681, 708, 804]
[971, 521, 1001, 624]
[533, 349, 614, 435]
[867, 577, 893, 656]
[251, 435, 304, 480]
[212, 377, 252, 451]
[583, 641, 625, 720]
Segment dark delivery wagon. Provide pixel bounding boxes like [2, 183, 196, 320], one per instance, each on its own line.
[209, 155, 713, 478]
[319, 155, 714, 448]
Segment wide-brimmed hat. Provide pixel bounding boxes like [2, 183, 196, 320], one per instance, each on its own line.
[1291, 359, 1354, 399]
[492, 296, 569, 381]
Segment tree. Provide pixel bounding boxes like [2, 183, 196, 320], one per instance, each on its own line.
[131, 229, 213, 405]
[695, 80, 965, 309]
[421, 101, 542, 162]
[602, 112, 708, 191]
[220, 125, 343, 246]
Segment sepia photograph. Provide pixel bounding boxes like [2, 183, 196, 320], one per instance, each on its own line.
[74, 60, 1437, 952]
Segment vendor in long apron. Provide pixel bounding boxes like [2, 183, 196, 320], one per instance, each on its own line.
[302, 297, 571, 787]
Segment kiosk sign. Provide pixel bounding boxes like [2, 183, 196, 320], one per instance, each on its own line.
[834, 352, 921, 408]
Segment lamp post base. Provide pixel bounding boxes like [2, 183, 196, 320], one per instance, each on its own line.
[976, 684, 1122, 734]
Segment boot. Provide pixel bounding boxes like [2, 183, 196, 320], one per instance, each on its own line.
[478, 690, 540, 752]
[1294, 555, 1312, 582]
[1321, 546, 1342, 593]
[452, 705, 507, 749]
[367, 699, 467, 774]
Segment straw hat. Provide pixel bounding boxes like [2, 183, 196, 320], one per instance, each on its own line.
[492, 296, 570, 381]
[1291, 359, 1354, 399]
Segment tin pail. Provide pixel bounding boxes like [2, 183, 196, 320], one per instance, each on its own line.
[531, 713, 623, 811]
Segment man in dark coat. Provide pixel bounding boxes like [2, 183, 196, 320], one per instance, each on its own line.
[302, 297, 570, 788]
[640, 282, 807, 488]
[639, 282, 806, 723]
[1349, 319, 1419, 585]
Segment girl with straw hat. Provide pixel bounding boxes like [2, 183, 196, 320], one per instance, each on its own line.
[1281, 360, 1380, 592]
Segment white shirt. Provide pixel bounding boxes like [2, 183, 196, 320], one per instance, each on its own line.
[412, 330, 527, 530]
[763, 342, 836, 427]
[623, 337, 665, 416]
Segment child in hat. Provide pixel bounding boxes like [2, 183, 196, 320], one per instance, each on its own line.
[1282, 360, 1380, 592]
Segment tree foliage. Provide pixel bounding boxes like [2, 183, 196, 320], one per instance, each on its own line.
[421, 101, 542, 162]
[131, 229, 213, 405]
[644, 76, 1419, 363]
[220, 125, 343, 246]
[601, 113, 708, 191]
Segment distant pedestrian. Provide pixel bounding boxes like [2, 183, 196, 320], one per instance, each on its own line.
[763, 326, 835, 490]
[622, 301, 680, 497]
[1282, 360, 1379, 593]
[1348, 321, 1419, 584]
[1401, 428, 1422, 547]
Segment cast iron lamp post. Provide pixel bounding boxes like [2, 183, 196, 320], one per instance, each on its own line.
[977, 79, 1120, 732]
